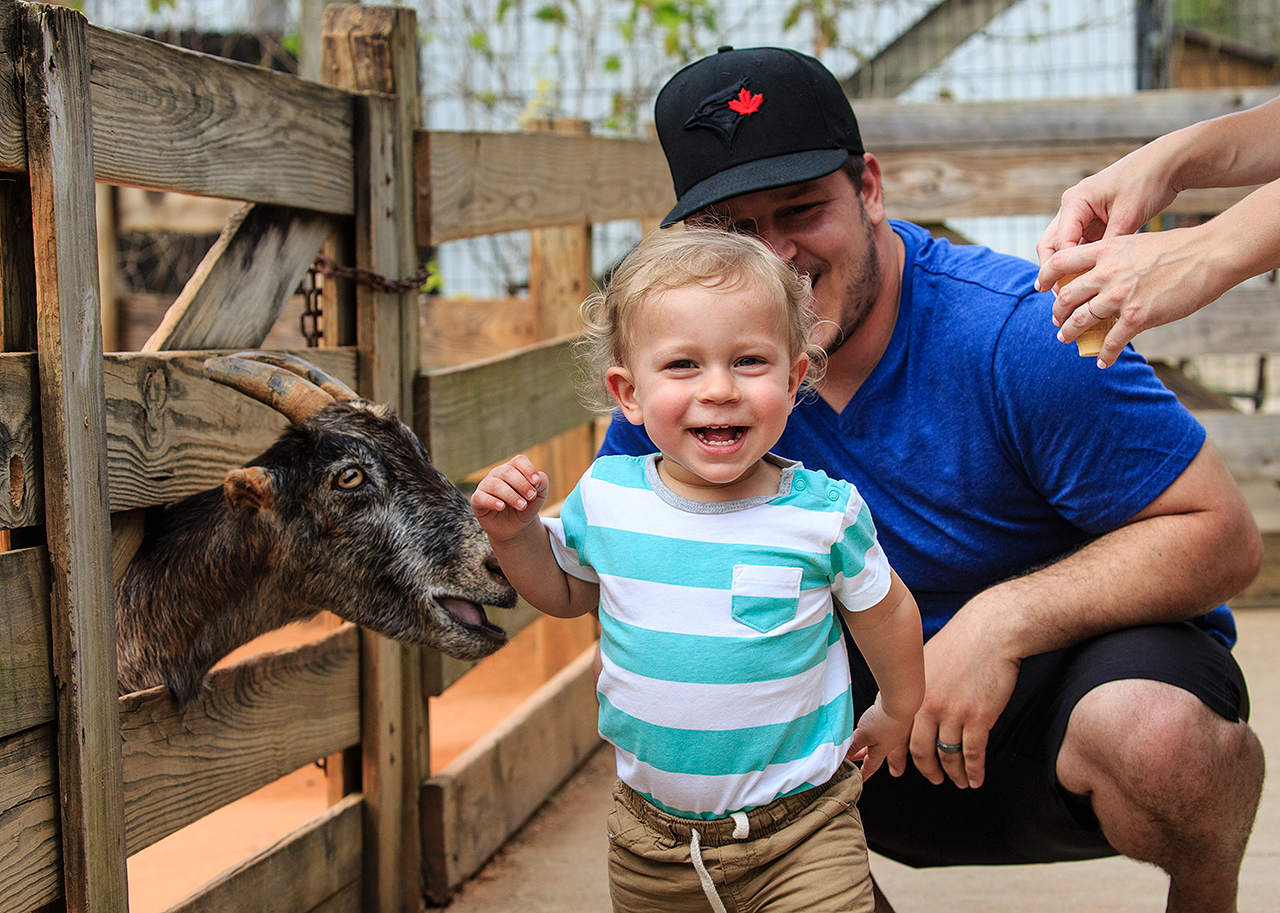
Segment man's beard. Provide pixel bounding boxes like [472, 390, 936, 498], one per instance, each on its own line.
[820, 203, 881, 359]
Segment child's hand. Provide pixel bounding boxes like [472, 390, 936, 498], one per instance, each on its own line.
[471, 454, 549, 542]
[846, 694, 912, 781]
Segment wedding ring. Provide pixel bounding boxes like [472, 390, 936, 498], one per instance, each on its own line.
[936, 739, 963, 754]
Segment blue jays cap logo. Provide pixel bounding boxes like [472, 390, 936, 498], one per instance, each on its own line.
[683, 78, 765, 148]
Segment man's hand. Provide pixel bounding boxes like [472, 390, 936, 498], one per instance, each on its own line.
[908, 604, 1021, 790]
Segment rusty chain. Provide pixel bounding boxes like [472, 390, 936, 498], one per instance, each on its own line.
[311, 253, 432, 294]
[298, 255, 433, 347]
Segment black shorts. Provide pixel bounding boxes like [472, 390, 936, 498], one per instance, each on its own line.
[846, 622, 1250, 867]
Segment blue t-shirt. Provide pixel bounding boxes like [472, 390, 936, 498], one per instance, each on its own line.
[601, 220, 1232, 646]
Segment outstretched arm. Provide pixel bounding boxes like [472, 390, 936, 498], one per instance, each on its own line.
[471, 454, 599, 619]
[841, 571, 925, 780]
[1036, 96, 1280, 367]
[908, 441, 1260, 790]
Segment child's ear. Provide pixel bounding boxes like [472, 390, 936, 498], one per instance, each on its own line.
[787, 353, 810, 406]
[605, 366, 644, 426]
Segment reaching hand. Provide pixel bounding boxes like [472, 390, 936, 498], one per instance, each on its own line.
[470, 454, 550, 543]
[847, 694, 912, 781]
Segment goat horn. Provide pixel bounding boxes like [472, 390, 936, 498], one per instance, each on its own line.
[226, 351, 362, 402]
[204, 354, 336, 425]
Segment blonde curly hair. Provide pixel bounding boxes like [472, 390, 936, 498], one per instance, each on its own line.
[576, 227, 825, 414]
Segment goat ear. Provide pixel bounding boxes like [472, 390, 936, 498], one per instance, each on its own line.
[224, 466, 275, 512]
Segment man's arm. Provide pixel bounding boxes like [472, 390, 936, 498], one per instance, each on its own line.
[909, 439, 1261, 789]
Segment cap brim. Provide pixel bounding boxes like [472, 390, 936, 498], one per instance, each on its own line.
[661, 148, 851, 228]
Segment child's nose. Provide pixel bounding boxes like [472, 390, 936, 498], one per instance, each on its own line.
[698, 367, 740, 402]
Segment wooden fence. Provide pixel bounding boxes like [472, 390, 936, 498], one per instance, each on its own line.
[0, 1, 1277, 910]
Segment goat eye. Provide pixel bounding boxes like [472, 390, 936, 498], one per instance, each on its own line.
[335, 467, 365, 490]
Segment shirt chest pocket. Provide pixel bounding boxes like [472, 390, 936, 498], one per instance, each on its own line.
[731, 565, 803, 633]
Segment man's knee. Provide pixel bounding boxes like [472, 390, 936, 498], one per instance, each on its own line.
[1057, 678, 1262, 810]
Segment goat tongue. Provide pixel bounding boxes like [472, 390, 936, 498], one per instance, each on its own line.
[441, 597, 486, 628]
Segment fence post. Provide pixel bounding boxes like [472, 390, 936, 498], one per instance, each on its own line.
[321, 7, 423, 912]
[21, 3, 129, 910]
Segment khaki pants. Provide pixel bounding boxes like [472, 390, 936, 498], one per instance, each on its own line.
[607, 760, 873, 913]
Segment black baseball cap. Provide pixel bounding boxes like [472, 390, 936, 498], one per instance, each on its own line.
[655, 46, 863, 228]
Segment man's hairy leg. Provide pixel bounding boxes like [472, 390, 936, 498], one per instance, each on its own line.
[1056, 679, 1265, 913]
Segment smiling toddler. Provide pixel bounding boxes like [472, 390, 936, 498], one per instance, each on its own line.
[470, 228, 924, 913]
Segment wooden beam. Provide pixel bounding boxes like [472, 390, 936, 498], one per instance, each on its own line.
[415, 335, 596, 481]
[844, 0, 1021, 99]
[22, 5, 129, 909]
[876, 142, 1255, 222]
[322, 8, 422, 912]
[420, 645, 602, 904]
[1135, 283, 1280, 359]
[164, 795, 363, 913]
[0, 352, 41, 528]
[853, 87, 1280, 148]
[0, 547, 54, 740]
[144, 204, 340, 351]
[85, 23, 354, 213]
[419, 129, 674, 244]
[0, 724, 61, 913]
[121, 625, 361, 856]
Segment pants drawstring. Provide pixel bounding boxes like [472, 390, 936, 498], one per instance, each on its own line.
[690, 812, 751, 912]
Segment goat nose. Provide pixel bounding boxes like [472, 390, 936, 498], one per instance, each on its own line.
[485, 554, 508, 582]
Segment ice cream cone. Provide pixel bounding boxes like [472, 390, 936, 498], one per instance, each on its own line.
[1053, 272, 1116, 358]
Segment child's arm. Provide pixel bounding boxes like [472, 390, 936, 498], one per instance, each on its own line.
[838, 570, 925, 780]
[471, 454, 600, 619]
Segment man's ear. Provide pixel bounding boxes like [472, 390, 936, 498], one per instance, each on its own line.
[859, 153, 886, 224]
[788, 353, 810, 406]
[605, 366, 644, 426]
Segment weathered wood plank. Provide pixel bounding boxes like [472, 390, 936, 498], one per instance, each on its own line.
[85, 23, 354, 213]
[163, 794, 363, 913]
[325, 7, 423, 907]
[0, 352, 42, 528]
[1134, 284, 1280, 359]
[415, 335, 595, 481]
[877, 142, 1255, 222]
[0, 1, 23, 174]
[853, 87, 1280, 148]
[0, 547, 54, 740]
[420, 645, 602, 903]
[0, 724, 61, 913]
[420, 129, 673, 243]
[1195, 412, 1280, 482]
[144, 204, 340, 351]
[121, 624, 361, 856]
[23, 5, 129, 908]
[421, 89, 1278, 241]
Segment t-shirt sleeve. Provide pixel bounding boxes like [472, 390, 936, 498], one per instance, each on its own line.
[597, 411, 656, 457]
[830, 488, 893, 612]
[992, 294, 1206, 535]
[541, 485, 600, 584]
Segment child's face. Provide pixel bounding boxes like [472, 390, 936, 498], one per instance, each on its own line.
[605, 279, 809, 500]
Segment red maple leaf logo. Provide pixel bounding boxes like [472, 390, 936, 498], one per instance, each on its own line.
[727, 87, 763, 116]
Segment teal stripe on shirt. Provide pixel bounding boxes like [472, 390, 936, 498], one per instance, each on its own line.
[598, 692, 854, 776]
[600, 612, 842, 684]
[587, 455, 651, 489]
[831, 501, 877, 581]
[586, 527, 834, 589]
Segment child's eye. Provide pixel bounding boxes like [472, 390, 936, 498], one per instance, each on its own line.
[664, 359, 696, 371]
[736, 356, 767, 367]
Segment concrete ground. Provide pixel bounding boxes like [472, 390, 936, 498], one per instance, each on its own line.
[441, 606, 1280, 912]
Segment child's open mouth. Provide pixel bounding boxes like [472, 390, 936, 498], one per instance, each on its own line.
[693, 425, 745, 446]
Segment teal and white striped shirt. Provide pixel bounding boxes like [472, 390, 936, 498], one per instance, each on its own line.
[543, 453, 891, 819]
